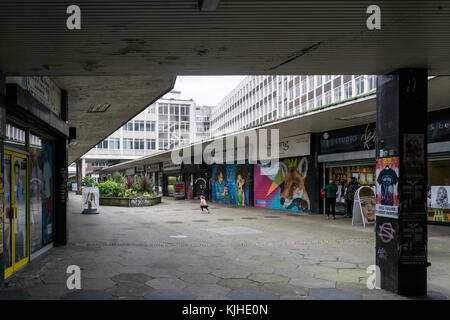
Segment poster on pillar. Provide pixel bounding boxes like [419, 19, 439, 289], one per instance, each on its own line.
[376, 157, 399, 219]
[211, 163, 251, 206]
[253, 157, 311, 213]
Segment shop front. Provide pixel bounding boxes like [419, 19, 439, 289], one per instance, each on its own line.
[1, 76, 69, 280]
[182, 164, 210, 200]
[146, 162, 162, 196]
[162, 162, 182, 197]
[427, 108, 450, 225]
[318, 123, 377, 214]
[318, 108, 450, 224]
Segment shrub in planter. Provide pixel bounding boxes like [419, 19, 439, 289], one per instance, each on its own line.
[125, 175, 134, 189]
[97, 180, 124, 198]
[82, 177, 96, 187]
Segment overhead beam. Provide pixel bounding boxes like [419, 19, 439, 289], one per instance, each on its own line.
[198, 0, 220, 11]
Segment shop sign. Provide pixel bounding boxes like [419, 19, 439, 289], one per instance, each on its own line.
[163, 162, 181, 172]
[321, 123, 376, 154]
[375, 157, 399, 219]
[135, 165, 145, 173]
[428, 109, 450, 143]
[146, 163, 160, 173]
[7, 76, 62, 116]
[71, 183, 78, 191]
[277, 133, 310, 158]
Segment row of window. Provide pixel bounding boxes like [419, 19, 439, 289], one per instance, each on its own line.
[158, 104, 191, 116]
[123, 120, 156, 132]
[97, 138, 156, 150]
[212, 75, 377, 132]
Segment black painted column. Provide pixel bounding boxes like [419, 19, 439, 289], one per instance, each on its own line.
[0, 72, 5, 286]
[375, 69, 428, 296]
[54, 93, 69, 246]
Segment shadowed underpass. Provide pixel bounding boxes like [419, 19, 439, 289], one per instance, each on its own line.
[2, 195, 449, 300]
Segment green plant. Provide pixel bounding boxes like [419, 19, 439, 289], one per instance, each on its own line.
[113, 173, 125, 185]
[133, 175, 142, 192]
[97, 180, 124, 197]
[81, 177, 96, 187]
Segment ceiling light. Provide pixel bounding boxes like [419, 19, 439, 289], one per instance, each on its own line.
[87, 103, 111, 113]
[336, 111, 376, 121]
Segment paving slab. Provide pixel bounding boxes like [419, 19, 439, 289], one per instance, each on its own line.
[5, 194, 449, 300]
[227, 289, 279, 300]
[309, 288, 363, 300]
[144, 289, 197, 300]
[60, 290, 112, 300]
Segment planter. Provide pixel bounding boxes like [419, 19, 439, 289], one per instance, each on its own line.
[100, 196, 162, 207]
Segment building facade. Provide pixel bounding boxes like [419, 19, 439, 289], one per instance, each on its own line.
[194, 105, 212, 142]
[211, 75, 377, 136]
[1, 75, 69, 282]
[79, 91, 212, 176]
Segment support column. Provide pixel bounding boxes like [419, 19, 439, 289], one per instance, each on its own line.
[81, 158, 86, 179]
[0, 71, 5, 286]
[76, 159, 82, 191]
[375, 69, 428, 296]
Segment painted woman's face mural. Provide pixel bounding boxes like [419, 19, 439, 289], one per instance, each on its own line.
[211, 163, 251, 206]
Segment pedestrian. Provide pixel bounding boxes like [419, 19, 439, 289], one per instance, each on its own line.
[344, 177, 359, 218]
[324, 179, 338, 220]
[200, 195, 210, 214]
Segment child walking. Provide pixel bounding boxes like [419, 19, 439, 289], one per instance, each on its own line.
[200, 195, 210, 214]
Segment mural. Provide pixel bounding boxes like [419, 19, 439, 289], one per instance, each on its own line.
[42, 143, 53, 244]
[211, 163, 251, 206]
[254, 157, 311, 213]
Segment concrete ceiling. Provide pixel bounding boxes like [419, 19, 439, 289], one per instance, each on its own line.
[0, 1, 449, 76]
[1, 1, 449, 163]
[53, 76, 174, 164]
[100, 76, 450, 173]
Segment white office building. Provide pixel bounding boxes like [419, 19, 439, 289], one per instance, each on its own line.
[78, 91, 207, 175]
[210, 75, 377, 136]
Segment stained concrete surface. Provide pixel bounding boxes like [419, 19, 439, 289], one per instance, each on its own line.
[2, 194, 449, 300]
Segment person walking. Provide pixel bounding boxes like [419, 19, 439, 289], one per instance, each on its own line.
[344, 177, 359, 218]
[324, 179, 338, 220]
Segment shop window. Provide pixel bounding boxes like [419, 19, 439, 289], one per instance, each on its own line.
[42, 143, 53, 245]
[427, 160, 450, 223]
[6, 123, 25, 145]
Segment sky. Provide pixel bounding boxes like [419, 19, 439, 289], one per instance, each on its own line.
[173, 76, 247, 106]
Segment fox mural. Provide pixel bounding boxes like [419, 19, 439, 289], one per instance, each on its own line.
[279, 157, 310, 211]
[254, 157, 311, 213]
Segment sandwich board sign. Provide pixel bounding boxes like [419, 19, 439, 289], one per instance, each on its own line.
[352, 186, 376, 228]
[82, 187, 99, 214]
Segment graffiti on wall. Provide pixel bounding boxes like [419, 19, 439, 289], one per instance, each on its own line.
[254, 157, 311, 213]
[211, 163, 251, 206]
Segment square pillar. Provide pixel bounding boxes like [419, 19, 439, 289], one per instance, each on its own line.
[375, 69, 428, 296]
[0, 71, 5, 286]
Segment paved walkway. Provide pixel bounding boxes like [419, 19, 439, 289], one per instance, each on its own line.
[2, 194, 449, 300]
